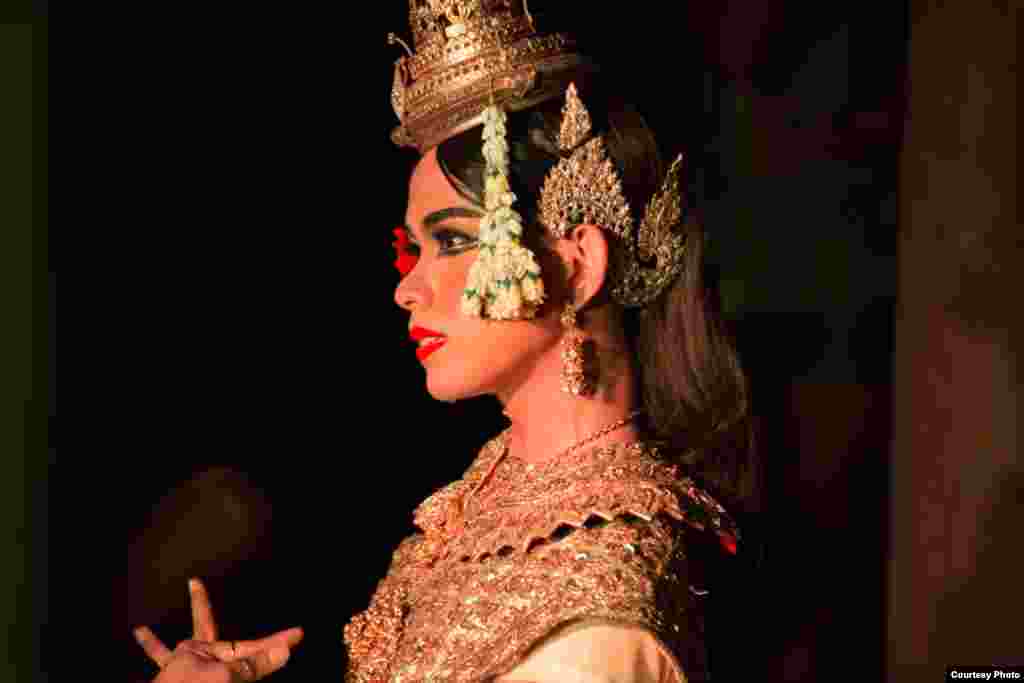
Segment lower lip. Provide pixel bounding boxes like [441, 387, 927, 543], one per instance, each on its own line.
[416, 338, 448, 361]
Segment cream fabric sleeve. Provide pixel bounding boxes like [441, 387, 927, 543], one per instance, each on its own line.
[493, 623, 686, 683]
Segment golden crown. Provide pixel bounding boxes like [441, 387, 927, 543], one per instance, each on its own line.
[388, 2, 693, 313]
[387, 0, 591, 152]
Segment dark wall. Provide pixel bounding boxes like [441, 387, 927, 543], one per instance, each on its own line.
[889, 0, 1022, 677]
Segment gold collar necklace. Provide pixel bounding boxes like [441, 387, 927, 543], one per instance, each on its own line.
[502, 410, 644, 462]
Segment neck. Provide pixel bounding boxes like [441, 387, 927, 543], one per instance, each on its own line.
[497, 334, 641, 464]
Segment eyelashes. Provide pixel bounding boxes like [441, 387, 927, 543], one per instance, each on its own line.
[391, 227, 478, 276]
[434, 229, 477, 255]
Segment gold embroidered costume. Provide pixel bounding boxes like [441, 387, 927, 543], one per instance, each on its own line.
[344, 431, 738, 682]
[359, 2, 746, 679]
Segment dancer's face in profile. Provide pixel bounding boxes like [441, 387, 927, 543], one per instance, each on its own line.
[394, 147, 565, 403]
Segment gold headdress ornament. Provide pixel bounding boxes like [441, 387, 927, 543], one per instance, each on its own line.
[538, 83, 692, 308]
[387, 0, 591, 154]
[388, 1, 692, 316]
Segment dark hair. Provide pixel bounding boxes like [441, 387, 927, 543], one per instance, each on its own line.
[437, 77, 755, 509]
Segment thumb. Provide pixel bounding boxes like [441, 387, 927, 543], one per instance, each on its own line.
[267, 646, 290, 668]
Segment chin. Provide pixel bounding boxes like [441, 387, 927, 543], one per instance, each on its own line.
[424, 363, 495, 403]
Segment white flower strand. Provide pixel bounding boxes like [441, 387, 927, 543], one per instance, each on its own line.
[461, 105, 546, 319]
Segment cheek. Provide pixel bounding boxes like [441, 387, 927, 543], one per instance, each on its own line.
[420, 252, 562, 398]
[437, 267, 467, 311]
[428, 254, 473, 314]
[428, 321, 560, 398]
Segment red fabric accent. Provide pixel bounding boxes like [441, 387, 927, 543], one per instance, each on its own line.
[718, 531, 737, 555]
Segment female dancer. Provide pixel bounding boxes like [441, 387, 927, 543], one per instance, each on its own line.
[134, 3, 752, 680]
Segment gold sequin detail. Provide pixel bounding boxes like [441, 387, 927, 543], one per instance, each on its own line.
[344, 431, 733, 682]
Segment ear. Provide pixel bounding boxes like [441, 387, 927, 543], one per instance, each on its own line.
[553, 223, 610, 307]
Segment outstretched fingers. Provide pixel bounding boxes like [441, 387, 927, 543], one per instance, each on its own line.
[135, 580, 302, 681]
[205, 627, 305, 662]
[189, 577, 219, 641]
[232, 644, 294, 681]
[199, 628, 303, 681]
[133, 626, 173, 669]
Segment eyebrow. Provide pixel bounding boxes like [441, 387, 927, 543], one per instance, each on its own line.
[424, 207, 485, 226]
[404, 207, 485, 240]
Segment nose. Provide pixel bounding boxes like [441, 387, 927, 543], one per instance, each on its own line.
[394, 270, 428, 312]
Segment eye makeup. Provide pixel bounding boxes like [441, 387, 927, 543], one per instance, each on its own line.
[421, 207, 483, 255]
[393, 207, 482, 275]
[433, 227, 478, 256]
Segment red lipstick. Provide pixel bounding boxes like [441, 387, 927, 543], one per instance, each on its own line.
[410, 326, 448, 362]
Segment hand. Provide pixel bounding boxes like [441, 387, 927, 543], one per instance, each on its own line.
[133, 578, 303, 682]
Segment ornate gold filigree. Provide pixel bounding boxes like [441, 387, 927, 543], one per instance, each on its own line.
[540, 86, 693, 309]
[559, 302, 594, 395]
[343, 575, 408, 683]
[557, 82, 592, 151]
[539, 136, 635, 243]
[388, 0, 589, 152]
[388, 4, 693, 308]
[343, 433, 737, 682]
[611, 154, 692, 308]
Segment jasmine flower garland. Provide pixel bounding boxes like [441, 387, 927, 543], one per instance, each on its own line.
[461, 105, 546, 319]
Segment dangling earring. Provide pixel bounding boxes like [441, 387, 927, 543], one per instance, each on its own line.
[560, 301, 595, 396]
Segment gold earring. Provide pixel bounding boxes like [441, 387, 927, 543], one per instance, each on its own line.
[560, 302, 595, 396]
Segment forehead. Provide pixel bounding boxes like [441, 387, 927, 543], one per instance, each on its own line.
[405, 147, 469, 226]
